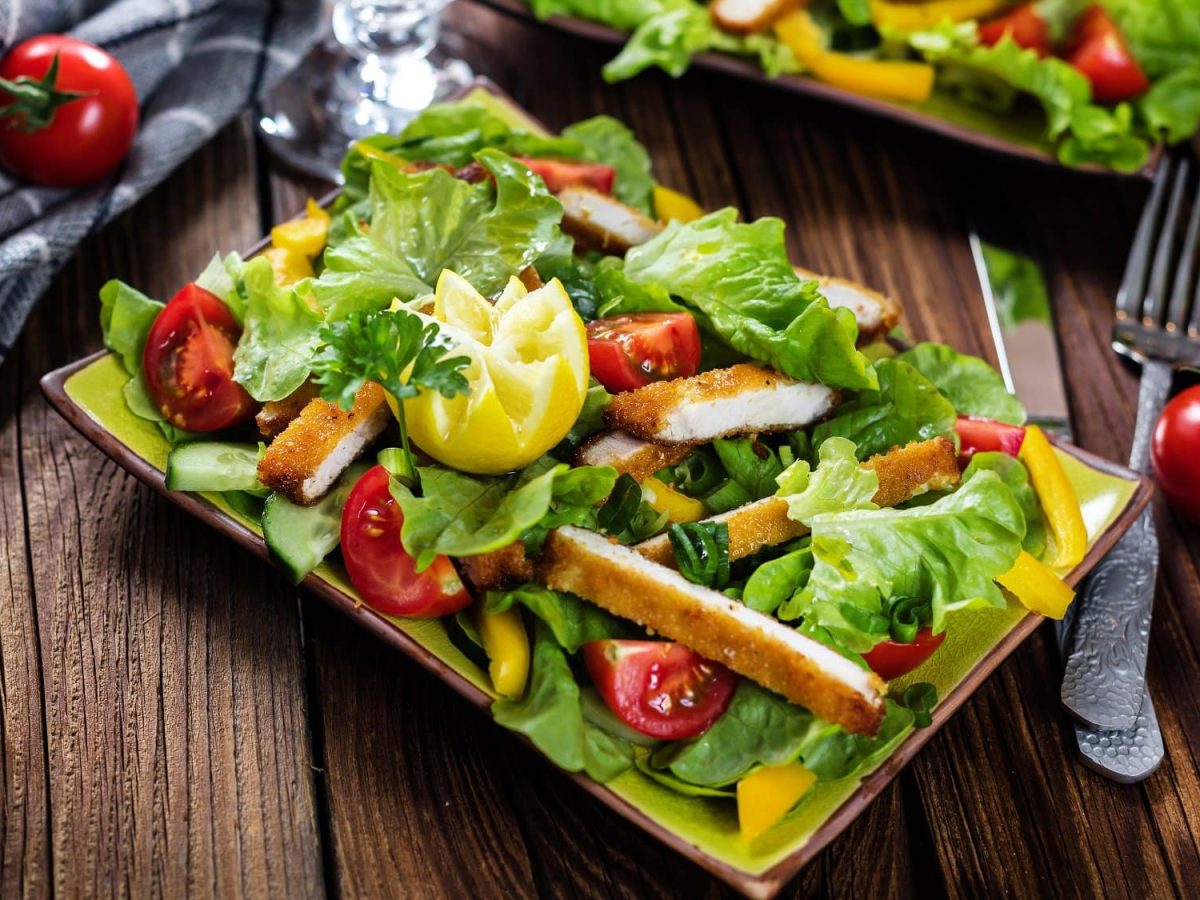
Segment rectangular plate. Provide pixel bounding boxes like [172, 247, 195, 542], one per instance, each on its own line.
[40, 82, 1154, 898]
[473, 0, 1160, 177]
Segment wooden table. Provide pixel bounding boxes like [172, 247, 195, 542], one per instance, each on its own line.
[3, 5, 1199, 897]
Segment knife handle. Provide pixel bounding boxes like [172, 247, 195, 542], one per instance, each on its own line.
[1073, 689, 1164, 784]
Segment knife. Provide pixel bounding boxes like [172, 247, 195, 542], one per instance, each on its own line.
[960, 186, 1164, 783]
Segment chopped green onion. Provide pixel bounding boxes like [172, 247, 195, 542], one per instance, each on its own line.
[597, 473, 642, 535]
[703, 478, 754, 514]
[887, 596, 928, 644]
[901, 682, 938, 728]
[669, 522, 731, 588]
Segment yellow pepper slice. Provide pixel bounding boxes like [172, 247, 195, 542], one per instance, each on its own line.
[262, 245, 313, 286]
[1018, 425, 1087, 570]
[653, 185, 705, 224]
[737, 763, 817, 841]
[270, 198, 332, 258]
[869, 0, 1010, 31]
[641, 476, 707, 523]
[775, 11, 935, 102]
[997, 550, 1075, 619]
[479, 606, 530, 699]
[352, 139, 410, 171]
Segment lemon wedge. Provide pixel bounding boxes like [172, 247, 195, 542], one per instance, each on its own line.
[404, 270, 589, 475]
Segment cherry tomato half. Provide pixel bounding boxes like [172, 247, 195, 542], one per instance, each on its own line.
[1063, 6, 1149, 103]
[954, 416, 1026, 461]
[1151, 385, 1200, 523]
[0, 35, 138, 186]
[340, 465, 472, 618]
[517, 157, 616, 194]
[142, 283, 255, 433]
[582, 639, 738, 740]
[862, 627, 947, 680]
[586, 312, 701, 393]
[978, 4, 1052, 57]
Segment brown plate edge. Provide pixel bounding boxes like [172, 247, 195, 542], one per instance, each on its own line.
[40, 350, 1153, 899]
[470, 0, 1162, 179]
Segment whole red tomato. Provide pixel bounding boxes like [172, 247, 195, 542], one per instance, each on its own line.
[0, 35, 138, 186]
[1151, 385, 1200, 523]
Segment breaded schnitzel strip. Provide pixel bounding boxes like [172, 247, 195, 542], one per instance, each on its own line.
[636, 437, 961, 567]
[574, 430, 693, 482]
[256, 380, 320, 438]
[257, 383, 390, 505]
[540, 526, 886, 735]
[457, 542, 534, 594]
[605, 364, 838, 445]
[794, 267, 902, 346]
[558, 187, 663, 254]
[711, 0, 800, 34]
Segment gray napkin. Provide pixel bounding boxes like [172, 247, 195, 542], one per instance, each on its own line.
[0, 0, 322, 363]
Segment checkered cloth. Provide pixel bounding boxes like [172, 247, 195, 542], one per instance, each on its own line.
[0, 0, 322, 363]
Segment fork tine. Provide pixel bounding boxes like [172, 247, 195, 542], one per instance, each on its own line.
[1167, 165, 1200, 334]
[1117, 158, 1173, 322]
[1142, 157, 1189, 326]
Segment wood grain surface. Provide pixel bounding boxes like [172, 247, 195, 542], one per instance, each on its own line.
[3, 4, 1199, 897]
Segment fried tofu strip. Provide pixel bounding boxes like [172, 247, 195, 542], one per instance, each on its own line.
[574, 430, 693, 482]
[558, 186, 663, 254]
[795, 267, 902, 346]
[540, 526, 886, 735]
[255, 380, 320, 438]
[636, 437, 961, 566]
[605, 364, 838, 445]
[711, 0, 801, 34]
[257, 383, 390, 505]
[457, 542, 534, 594]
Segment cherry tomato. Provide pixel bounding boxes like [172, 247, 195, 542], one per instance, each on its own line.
[954, 416, 1026, 461]
[978, 4, 1052, 57]
[582, 639, 737, 740]
[1151, 385, 1200, 523]
[517, 157, 616, 194]
[586, 313, 701, 393]
[142, 283, 255, 433]
[0, 35, 138, 186]
[340, 466, 472, 618]
[1063, 6, 1149, 103]
[862, 627, 947, 680]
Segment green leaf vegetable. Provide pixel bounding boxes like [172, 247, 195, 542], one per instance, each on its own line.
[485, 584, 627, 653]
[622, 210, 876, 390]
[669, 521, 731, 588]
[561, 115, 656, 213]
[898, 341, 1026, 425]
[99, 279, 163, 375]
[232, 256, 322, 402]
[775, 436, 880, 526]
[742, 542, 813, 615]
[962, 451, 1047, 559]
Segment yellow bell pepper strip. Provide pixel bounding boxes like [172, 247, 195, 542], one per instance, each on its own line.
[270, 197, 332, 258]
[775, 11, 935, 102]
[352, 139, 410, 171]
[262, 245, 313, 286]
[1018, 425, 1087, 570]
[869, 0, 1010, 32]
[997, 550, 1075, 619]
[641, 476, 708, 523]
[653, 185, 705, 224]
[737, 763, 817, 841]
[479, 606, 530, 699]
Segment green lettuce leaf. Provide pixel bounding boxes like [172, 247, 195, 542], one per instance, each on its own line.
[713, 438, 788, 500]
[775, 437, 880, 525]
[962, 452, 1046, 558]
[792, 470, 1025, 651]
[811, 359, 956, 461]
[898, 342, 1026, 425]
[622, 210, 876, 390]
[561, 115, 655, 214]
[493, 622, 634, 782]
[742, 542, 813, 615]
[195, 252, 246, 322]
[485, 584, 627, 652]
[231, 256, 322, 402]
[1141, 64, 1200, 143]
[99, 280, 163, 375]
[1104, 0, 1200, 79]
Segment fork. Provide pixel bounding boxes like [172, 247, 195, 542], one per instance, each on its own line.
[1059, 155, 1200, 777]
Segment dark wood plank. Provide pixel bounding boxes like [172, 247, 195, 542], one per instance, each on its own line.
[0, 116, 325, 897]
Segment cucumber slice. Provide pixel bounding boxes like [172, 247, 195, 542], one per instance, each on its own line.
[262, 462, 371, 583]
[166, 442, 266, 495]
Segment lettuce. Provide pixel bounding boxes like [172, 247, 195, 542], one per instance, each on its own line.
[811, 358, 956, 461]
[561, 116, 655, 213]
[493, 622, 635, 782]
[898, 342, 1026, 425]
[1104, 0, 1200, 80]
[99, 280, 163, 375]
[792, 470, 1025, 651]
[194, 252, 246, 323]
[776, 437, 880, 526]
[485, 584, 627, 652]
[1141, 64, 1200, 143]
[622, 210, 876, 390]
[742, 542, 813, 615]
[962, 452, 1046, 559]
[231, 256, 322, 402]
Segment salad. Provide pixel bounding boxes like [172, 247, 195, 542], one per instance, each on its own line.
[99, 96, 1087, 842]
[519, 0, 1200, 172]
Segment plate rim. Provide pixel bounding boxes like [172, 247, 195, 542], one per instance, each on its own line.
[39, 77, 1157, 897]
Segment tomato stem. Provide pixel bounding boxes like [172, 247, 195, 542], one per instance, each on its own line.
[0, 53, 90, 133]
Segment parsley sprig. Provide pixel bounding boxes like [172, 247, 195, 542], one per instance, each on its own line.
[311, 309, 470, 483]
